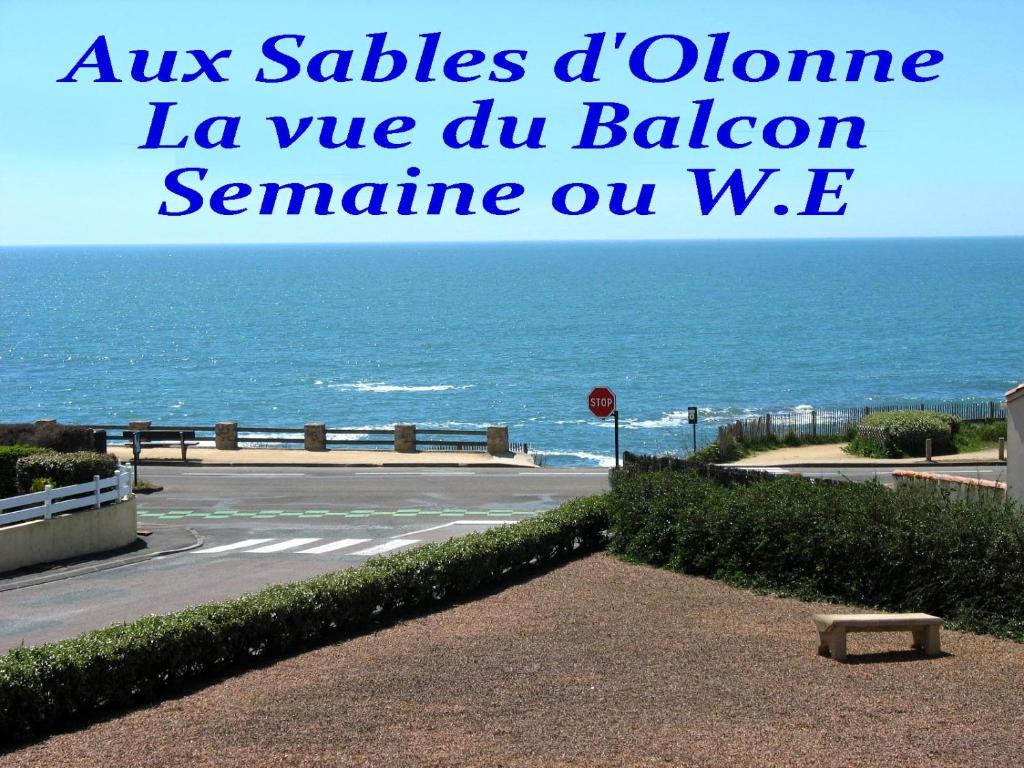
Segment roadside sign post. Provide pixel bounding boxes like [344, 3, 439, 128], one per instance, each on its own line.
[588, 387, 619, 468]
[132, 431, 141, 485]
[688, 406, 698, 453]
[614, 409, 620, 468]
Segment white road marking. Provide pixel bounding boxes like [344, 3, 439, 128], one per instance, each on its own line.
[298, 538, 371, 554]
[514, 471, 608, 476]
[196, 538, 274, 553]
[177, 472, 307, 477]
[400, 520, 518, 537]
[246, 538, 321, 553]
[352, 539, 420, 556]
[353, 471, 477, 476]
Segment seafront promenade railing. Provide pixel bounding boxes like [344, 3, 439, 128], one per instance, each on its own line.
[717, 400, 1007, 445]
[81, 421, 515, 455]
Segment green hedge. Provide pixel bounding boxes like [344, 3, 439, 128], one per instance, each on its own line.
[0, 496, 609, 745]
[851, 409, 960, 458]
[0, 446, 51, 498]
[0, 423, 96, 453]
[608, 470, 1024, 642]
[14, 451, 119, 494]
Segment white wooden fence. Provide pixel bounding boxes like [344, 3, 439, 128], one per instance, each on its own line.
[0, 467, 135, 527]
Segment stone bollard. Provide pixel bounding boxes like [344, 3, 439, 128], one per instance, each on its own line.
[128, 420, 152, 431]
[487, 425, 510, 455]
[215, 421, 239, 450]
[394, 424, 417, 453]
[999, 437, 1006, 462]
[304, 423, 327, 451]
[925, 438, 933, 462]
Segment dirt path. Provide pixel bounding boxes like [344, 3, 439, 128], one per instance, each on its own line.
[4, 554, 1023, 767]
[731, 442, 1000, 465]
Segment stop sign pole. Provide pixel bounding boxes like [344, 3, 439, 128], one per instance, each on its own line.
[588, 386, 619, 468]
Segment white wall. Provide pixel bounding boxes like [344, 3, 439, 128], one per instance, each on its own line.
[1008, 385, 1024, 508]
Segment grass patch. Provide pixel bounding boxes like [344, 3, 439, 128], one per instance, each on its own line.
[953, 420, 1007, 453]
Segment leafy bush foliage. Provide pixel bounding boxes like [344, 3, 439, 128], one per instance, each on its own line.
[14, 452, 119, 494]
[953, 420, 1008, 452]
[0, 496, 609, 745]
[28, 477, 58, 493]
[849, 410, 960, 458]
[622, 439, 736, 471]
[0, 446, 51, 498]
[0, 423, 96, 453]
[608, 469, 1024, 642]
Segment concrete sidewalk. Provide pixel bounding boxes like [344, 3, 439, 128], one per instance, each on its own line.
[730, 442, 1002, 467]
[0, 524, 200, 592]
[108, 445, 537, 468]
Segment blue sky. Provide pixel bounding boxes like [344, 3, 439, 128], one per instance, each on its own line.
[1, 0, 1021, 245]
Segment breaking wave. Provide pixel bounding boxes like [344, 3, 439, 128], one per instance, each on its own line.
[324, 382, 474, 393]
[532, 450, 615, 468]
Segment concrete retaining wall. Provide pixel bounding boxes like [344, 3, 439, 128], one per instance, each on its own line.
[0, 497, 137, 574]
[892, 470, 1006, 503]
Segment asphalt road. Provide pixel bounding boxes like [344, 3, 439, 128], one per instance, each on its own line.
[0, 466, 610, 651]
[134, 465, 610, 513]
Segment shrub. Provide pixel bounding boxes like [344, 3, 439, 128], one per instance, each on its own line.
[607, 469, 1024, 641]
[0, 446, 51, 498]
[15, 451, 119, 493]
[28, 477, 58, 493]
[0, 495, 609, 745]
[954, 420, 1007, 452]
[850, 410, 959, 458]
[0, 423, 96, 453]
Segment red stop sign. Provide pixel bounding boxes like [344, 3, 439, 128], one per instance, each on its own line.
[588, 386, 617, 418]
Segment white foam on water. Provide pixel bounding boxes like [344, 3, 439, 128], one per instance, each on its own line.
[594, 411, 696, 430]
[418, 420, 491, 429]
[325, 381, 473, 393]
[533, 450, 616, 468]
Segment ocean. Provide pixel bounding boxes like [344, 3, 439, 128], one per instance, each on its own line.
[1, 238, 1021, 466]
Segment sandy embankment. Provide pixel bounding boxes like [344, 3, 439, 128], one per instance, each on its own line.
[5, 554, 1023, 767]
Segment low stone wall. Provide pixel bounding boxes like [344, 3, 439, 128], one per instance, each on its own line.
[0, 497, 137, 574]
[892, 469, 1006, 502]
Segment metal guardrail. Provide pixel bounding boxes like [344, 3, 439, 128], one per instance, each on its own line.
[0, 467, 134, 527]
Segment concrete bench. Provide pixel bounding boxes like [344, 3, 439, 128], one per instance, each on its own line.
[813, 613, 942, 661]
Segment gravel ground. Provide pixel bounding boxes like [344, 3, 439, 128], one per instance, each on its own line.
[4, 553, 1024, 767]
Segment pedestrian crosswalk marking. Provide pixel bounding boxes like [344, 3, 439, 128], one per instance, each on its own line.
[352, 539, 420, 556]
[197, 539, 274, 554]
[298, 538, 371, 554]
[191, 537, 420, 556]
[246, 538, 321, 553]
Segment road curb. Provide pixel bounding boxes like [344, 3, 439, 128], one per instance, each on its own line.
[0, 526, 203, 593]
